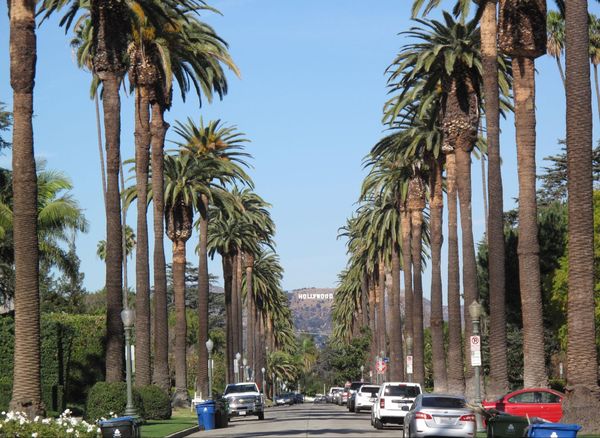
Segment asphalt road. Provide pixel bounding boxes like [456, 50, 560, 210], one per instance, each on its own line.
[187, 402, 405, 437]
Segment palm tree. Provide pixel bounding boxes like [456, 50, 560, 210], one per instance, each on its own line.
[8, 0, 41, 415]
[547, 10, 566, 86]
[162, 153, 200, 406]
[174, 118, 251, 397]
[562, 0, 600, 430]
[589, 14, 600, 125]
[97, 225, 136, 261]
[498, 0, 548, 389]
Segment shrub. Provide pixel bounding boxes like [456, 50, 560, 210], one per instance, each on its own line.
[0, 410, 100, 437]
[85, 381, 144, 421]
[138, 385, 171, 420]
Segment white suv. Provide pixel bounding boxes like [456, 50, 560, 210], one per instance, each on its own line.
[223, 382, 264, 420]
[354, 384, 380, 412]
[371, 382, 422, 429]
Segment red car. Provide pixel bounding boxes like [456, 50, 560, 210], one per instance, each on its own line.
[482, 388, 564, 422]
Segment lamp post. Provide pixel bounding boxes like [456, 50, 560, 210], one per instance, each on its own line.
[243, 358, 248, 382]
[121, 309, 137, 416]
[469, 300, 483, 431]
[261, 367, 266, 395]
[406, 335, 413, 383]
[360, 365, 364, 382]
[206, 339, 214, 400]
[235, 352, 241, 383]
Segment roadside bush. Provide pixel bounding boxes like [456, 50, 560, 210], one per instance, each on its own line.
[85, 382, 144, 421]
[138, 385, 171, 420]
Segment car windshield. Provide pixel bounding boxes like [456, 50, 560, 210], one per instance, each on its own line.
[350, 382, 363, 390]
[422, 397, 466, 409]
[360, 386, 380, 395]
[224, 384, 258, 395]
[384, 385, 420, 397]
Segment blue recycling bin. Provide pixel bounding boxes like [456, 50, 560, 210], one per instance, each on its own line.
[196, 400, 216, 431]
[527, 423, 582, 437]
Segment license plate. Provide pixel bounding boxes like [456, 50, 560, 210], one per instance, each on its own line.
[239, 411, 246, 416]
[436, 417, 453, 424]
[370, 398, 377, 402]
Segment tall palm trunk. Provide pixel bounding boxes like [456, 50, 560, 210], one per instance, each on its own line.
[236, 254, 244, 357]
[562, 0, 600, 430]
[513, 57, 547, 388]
[92, 0, 128, 384]
[150, 102, 170, 392]
[594, 64, 600, 125]
[400, 206, 413, 365]
[231, 253, 240, 359]
[94, 92, 107, 205]
[246, 256, 255, 379]
[134, 89, 151, 387]
[9, 0, 42, 415]
[482, 0, 509, 399]
[102, 72, 124, 383]
[223, 254, 234, 384]
[389, 243, 404, 381]
[409, 176, 426, 386]
[368, 280, 377, 366]
[196, 195, 209, 398]
[361, 270, 369, 328]
[172, 238, 189, 406]
[429, 160, 447, 392]
[377, 261, 386, 357]
[445, 152, 465, 395]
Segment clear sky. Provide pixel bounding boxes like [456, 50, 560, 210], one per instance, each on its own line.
[1, 1, 599, 300]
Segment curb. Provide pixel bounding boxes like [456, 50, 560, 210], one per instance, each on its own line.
[164, 425, 200, 438]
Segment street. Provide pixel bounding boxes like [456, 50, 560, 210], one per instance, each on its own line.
[188, 403, 404, 437]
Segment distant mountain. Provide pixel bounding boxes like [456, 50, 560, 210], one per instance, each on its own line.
[287, 287, 449, 345]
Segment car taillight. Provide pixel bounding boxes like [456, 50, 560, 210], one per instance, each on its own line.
[414, 412, 433, 420]
[379, 398, 385, 408]
[459, 414, 476, 422]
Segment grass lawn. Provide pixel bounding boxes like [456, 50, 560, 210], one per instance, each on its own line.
[140, 408, 198, 438]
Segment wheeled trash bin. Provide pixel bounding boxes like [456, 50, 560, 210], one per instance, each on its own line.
[99, 416, 140, 438]
[196, 400, 216, 431]
[487, 413, 530, 437]
[527, 423, 582, 437]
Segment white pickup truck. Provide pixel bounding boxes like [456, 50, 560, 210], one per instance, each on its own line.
[223, 382, 265, 420]
[371, 382, 422, 430]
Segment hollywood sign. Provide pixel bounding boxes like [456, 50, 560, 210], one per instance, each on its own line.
[297, 293, 334, 300]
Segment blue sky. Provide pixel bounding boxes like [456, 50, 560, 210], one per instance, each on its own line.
[1, 1, 598, 300]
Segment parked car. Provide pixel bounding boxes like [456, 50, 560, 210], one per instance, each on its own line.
[327, 387, 343, 403]
[482, 388, 564, 423]
[371, 381, 422, 429]
[274, 392, 296, 406]
[353, 384, 380, 413]
[403, 394, 476, 437]
[347, 381, 369, 411]
[223, 382, 264, 420]
[294, 393, 304, 404]
[333, 389, 344, 405]
[339, 388, 350, 405]
[313, 395, 327, 404]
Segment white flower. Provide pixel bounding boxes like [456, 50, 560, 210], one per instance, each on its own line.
[97, 427, 101, 433]
[32, 432, 38, 437]
[66, 427, 74, 433]
[33, 416, 40, 422]
[42, 418, 51, 424]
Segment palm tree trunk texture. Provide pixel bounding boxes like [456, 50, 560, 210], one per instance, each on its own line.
[231, 254, 240, 359]
[400, 207, 413, 359]
[389, 243, 405, 381]
[482, 0, 509, 399]
[94, 92, 107, 205]
[134, 89, 152, 387]
[102, 73, 124, 383]
[253, 301, 260, 380]
[513, 57, 547, 388]
[150, 102, 170, 392]
[361, 270, 369, 328]
[429, 160, 448, 392]
[455, 146, 479, 397]
[172, 239, 189, 406]
[246, 264, 255, 378]
[445, 152, 465, 395]
[410, 208, 425, 387]
[196, 196, 210, 398]
[562, 0, 600, 430]
[237, 254, 244, 357]
[594, 65, 600, 125]
[9, 0, 42, 415]
[377, 261, 386, 358]
[223, 255, 234, 384]
[368, 281, 377, 366]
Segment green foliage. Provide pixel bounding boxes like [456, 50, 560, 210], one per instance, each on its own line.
[138, 385, 172, 420]
[0, 313, 105, 412]
[0, 101, 11, 150]
[85, 382, 144, 421]
[320, 329, 371, 385]
[0, 411, 100, 437]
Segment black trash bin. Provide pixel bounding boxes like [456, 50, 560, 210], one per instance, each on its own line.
[99, 416, 140, 438]
[487, 413, 530, 438]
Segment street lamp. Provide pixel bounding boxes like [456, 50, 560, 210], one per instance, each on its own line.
[469, 300, 483, 431]
[121, 308, 137, 416]
[235, 352, 241, 383]
[261, 367, 266, 395]
[406, 334, 413, 383]
[206, 338, 214, 400]
[243, 358, 248, 382]
[360, 365, 364, 382]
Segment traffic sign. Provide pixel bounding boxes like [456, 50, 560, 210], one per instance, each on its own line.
[471, 350, 482, 367]
[383, 357, 390, 363]
[376, 360, 387, 374]
[470, 335, 481, 352]
[406, 355, 413, 374]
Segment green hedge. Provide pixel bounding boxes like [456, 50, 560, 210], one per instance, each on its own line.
[138, 385, 171, 420]
[0, 313, 105, 412]
[85, 382, 144, 421]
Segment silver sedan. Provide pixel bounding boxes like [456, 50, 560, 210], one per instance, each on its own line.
[403, 394, 476, 437]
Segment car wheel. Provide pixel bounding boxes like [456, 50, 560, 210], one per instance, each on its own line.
[374, 418, 384, 430]
[355, 408, 360, 414]
[258, 412, 264, 420]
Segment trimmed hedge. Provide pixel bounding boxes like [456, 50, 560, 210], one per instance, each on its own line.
[85, 381, 144, 421]
[0, 313, 105, 412]
[138, 385, 171, 420]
